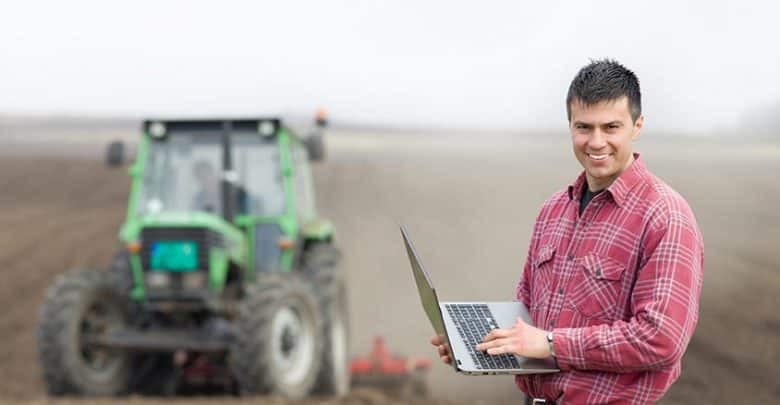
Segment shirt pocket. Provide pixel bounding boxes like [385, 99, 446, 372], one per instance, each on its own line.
[530, 244, 556, 315]
[569, 252, 626, 321]
[534, 244, 556, 269]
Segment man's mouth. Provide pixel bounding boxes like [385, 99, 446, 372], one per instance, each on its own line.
[587, 153, 610, 161]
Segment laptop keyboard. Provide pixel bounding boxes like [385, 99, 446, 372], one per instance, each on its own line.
[445, 303, 521, 370]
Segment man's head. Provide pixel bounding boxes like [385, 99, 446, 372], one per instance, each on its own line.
[567, 59, 644, 191]
[193, 160, 217, 189]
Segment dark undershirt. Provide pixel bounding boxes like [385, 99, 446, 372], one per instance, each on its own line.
[579, 183, 604, 216]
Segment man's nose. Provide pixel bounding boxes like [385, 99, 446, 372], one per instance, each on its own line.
[588, 130, 607, 150]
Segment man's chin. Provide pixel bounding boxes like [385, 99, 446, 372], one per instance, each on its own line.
[586, 169, 616, 183]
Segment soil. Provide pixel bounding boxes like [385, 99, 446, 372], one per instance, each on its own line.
[0, 128, 778, 404]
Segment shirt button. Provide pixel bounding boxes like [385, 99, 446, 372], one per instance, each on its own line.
[557, 287, 564, 294]
[567, 254, 574, 261]
[550, 321, 556, 328]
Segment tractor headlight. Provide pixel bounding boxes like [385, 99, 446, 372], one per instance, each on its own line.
[182, 272, 207, 289]
[146, 198, 163, 214]
[258, 120, 276, 137]
[146, 272, 171, 288]
[149, 122, 166, 138]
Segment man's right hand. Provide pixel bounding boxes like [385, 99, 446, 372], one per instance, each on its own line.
[430, 334, 452, 364]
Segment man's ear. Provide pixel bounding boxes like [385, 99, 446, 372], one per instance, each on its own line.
[632, 115, 644, 140]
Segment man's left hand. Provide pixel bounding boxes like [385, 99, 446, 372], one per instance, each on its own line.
[475, 317, 551, 359]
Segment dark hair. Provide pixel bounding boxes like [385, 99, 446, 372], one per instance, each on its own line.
[566, 59, 642, 122]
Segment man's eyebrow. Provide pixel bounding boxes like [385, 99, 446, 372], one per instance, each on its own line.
[604, 121, 623, 126]
[572, 121, 592, 126]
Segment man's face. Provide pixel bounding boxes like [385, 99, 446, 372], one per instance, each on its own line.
[569, 96, 643, 191]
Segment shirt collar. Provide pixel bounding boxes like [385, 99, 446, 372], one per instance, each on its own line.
[568, 153, 646, 208]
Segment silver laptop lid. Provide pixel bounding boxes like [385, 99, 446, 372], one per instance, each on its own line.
[401, 225, 447, 336]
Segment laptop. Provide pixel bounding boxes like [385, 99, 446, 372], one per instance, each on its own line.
[401, 225, 559, 375]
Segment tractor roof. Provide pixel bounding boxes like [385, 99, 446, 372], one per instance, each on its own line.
[141, 118, 302, 142]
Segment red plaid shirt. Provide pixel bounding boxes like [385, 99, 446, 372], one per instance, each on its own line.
[516, 154, 704, 404]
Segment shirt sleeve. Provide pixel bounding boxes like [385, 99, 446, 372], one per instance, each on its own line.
[516, 245, 533, 308]
[516, 206, 546, 308]
[553, 208, 704, 373]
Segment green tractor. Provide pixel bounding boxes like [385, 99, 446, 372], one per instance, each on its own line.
[37, 117, 349, 399]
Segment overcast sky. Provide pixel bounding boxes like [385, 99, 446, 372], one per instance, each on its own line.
[1, 1, 778, 132]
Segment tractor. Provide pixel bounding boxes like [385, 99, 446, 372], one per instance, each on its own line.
[36, 115, 349, 399]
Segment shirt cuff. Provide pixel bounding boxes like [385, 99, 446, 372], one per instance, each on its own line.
[552, 327, 588, 371]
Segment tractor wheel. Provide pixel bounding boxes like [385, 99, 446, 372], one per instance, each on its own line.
[230, 273, 324, 399]
[303, 243, 351, 397]
[107, 249, 145, 319]
[109, 250, 133, 297]
[37, 269, 131, 396]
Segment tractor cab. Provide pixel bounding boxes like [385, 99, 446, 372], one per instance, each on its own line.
[136, 120, 288, 219]
[107, 118, 330, 302]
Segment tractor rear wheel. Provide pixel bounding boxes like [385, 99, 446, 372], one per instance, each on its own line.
[37, 269, 131, 396]
[303, 243, 350, 397]
[230, 273, 324, 399]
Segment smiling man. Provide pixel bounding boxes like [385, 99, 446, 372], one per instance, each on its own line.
[431, 60, 704, 404]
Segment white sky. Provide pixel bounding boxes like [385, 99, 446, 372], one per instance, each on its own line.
[1, 0, 778, 132]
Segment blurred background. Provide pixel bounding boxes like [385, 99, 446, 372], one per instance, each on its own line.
[1, 1, 778, 404]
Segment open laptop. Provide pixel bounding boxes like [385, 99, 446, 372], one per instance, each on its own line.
[401, 225, 559, 375]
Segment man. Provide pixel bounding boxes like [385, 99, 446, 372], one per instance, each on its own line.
[192, 160, 252, 215]
[192, 160, 222, 213]
[431, 59, 704, 404]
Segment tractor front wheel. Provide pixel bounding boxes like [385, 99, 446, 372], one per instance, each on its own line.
[303, 243, 350, 397]
[37, 269, 131, 396]
[230, 273, 324, 399]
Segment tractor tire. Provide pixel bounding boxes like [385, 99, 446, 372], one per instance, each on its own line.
[109, 250, 133, 298]
[303, 243, 351, 397]
[230, 273, 324, 399]
[37, 269, 132, 396]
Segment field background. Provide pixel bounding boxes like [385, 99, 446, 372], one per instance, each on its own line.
[0, 122, 778, 404]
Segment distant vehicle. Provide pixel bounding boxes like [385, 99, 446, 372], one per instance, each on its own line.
[37, 115, 348, 399]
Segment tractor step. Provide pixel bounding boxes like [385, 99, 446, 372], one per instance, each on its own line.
[94, 328, 231, 353]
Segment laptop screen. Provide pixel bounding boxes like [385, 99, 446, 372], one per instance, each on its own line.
[401, 226, 446, 336]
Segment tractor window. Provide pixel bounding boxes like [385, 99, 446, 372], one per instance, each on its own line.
[232, 133, 285, 217]
[293, 145, 316, 221]
[139, 133, 222, 215]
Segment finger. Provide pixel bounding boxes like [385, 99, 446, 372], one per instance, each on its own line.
[487, 344, 517, 356]
[438, 344, 449, 356]
[482, 328, 512, 342]
[476, 337, 512, 351]
[440, 355, 451, 364]
[485, 338, 519, 355]
[430, 335, 442, 346]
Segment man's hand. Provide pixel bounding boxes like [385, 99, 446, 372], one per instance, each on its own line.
[430, 334, 452, 364]
[475, 317, 551, 359]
